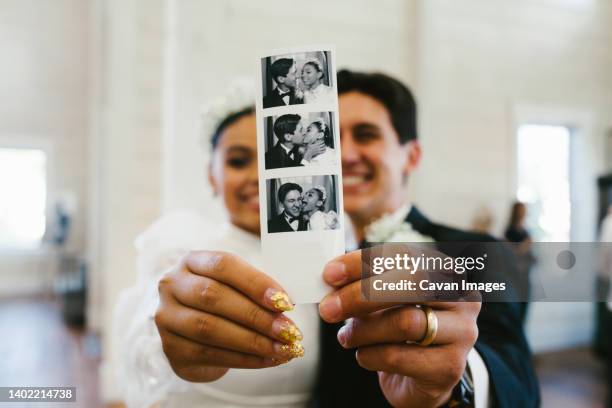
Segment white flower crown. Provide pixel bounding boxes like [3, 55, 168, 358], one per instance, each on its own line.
[200, 78, 256, 149]
[303, 58, 324, 73]
[313, 185, 327, 202]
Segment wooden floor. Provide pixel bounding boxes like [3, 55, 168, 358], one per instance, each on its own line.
[0, 297, 608, 408]
[0, 297, 101, 408]
[535, 347, 608, 407]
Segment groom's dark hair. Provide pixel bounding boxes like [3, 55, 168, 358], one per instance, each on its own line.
[277, 182, 302, 203]
[270, 58, 294, 83]
[337, 69, 417, 144]
[273, 114, 301, 143]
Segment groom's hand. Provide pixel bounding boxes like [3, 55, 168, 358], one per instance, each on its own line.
[318, 250, 481, 408]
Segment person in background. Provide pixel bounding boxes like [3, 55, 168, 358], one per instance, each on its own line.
[471, 205, 494, 236]
[504, 201, 535, 323]
[505, 202, 530, 244]
[597, 205, 612, 407]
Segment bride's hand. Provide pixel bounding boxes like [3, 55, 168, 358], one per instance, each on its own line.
[155, 251, 304, 383]
[303, 141, 326, 162]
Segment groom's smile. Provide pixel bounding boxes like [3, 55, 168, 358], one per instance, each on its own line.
[339, 91, 417, 222]
[283, 190, 302, 218]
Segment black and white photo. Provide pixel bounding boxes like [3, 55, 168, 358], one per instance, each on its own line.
[266, 175, 340, 233]
[264, 112, 337, 169]
[261, 51, 333, 108]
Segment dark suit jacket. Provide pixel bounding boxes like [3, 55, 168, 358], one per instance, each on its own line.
[267, 212, 307, 233]
[263, 87, 303, 108]
[265, 142, 303, 170]
[311, 206, 540, 408]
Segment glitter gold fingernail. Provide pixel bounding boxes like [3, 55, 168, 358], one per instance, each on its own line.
[269, 290, 294, 312]
[279, 323, 303, 343]
[279, 342, 305, 358]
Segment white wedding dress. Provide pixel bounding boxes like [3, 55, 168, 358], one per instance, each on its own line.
[308, 210, 339, 231]
[302, 84, 333, 105]
[303, 147, 336, 166]
[113, 210, 320, 408]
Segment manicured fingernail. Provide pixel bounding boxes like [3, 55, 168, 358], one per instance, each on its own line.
[266, 289, 294, 312]
[337, 324, 349, 347]
[273, 318, 303, 343]
[324, 262, 346, 286]
[319, 294, 342, 322]
[263, 357, 286, 366]
[276, 342, 305, 358]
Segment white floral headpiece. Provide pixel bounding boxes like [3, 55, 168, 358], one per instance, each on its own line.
[313, 185, 327, 202]
[200, 77, 256, 149]
[303, 58, 324, 73]
[312, 118, 328, 133]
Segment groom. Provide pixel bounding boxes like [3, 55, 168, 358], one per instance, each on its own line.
[265, 114, 325, 169]
[267, 182, 307, 233]
[263, 58, 303, 108]
[312, 70, 539, 408]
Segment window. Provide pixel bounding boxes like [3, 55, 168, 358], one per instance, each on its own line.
[0, 148, 47, 249]
[517, 124, 571, 242]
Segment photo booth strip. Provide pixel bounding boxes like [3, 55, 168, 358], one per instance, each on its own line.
[255, 45, 345, 304]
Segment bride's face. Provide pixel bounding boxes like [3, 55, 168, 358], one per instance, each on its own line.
[302, 189, 322, 213]
[209, 113, 260, 235]
[304, 123, 324, 145]
[301, 63, 322, 87]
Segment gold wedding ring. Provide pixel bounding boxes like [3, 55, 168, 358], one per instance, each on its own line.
[416, 305, 438, 347]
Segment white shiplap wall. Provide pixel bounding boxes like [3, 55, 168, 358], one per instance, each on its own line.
[414, 0, 612, 352]
[91, 0, 164, 401]
[161, 0, 418, 214]
[0, 0, 89, 294]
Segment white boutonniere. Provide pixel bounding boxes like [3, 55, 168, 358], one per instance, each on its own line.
[365, 205, 434, 243]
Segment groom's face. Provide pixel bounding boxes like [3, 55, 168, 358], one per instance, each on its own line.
[285, 119, 307, 145]
[282, 190, 302, 217]
[339, 91, 420, 221]
[278, 64, 298, 88]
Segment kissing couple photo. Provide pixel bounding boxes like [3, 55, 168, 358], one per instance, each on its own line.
[262, 51, 334, 108]
[267, 177, 340, 233]
[264, 112, 337, 169]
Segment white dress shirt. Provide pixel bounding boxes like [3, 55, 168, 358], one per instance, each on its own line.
[283, 211, 300, 231]
[276, 88, 290, 105]
[302, 84, 333, 104]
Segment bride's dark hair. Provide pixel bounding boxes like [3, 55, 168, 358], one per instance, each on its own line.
[210, 106, 255, 150]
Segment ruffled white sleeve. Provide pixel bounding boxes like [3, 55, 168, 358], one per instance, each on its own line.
[308, 211, 327, 230]
[113, 211, 216, 408]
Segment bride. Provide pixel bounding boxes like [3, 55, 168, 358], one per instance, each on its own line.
[301, 186, 339, 230]
[114, 83, 320, 408]
[301, 118, 336, 166]
[298, 58, 333, 104]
